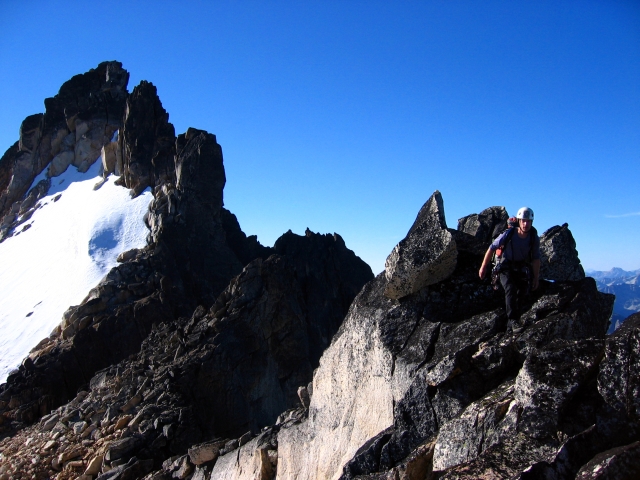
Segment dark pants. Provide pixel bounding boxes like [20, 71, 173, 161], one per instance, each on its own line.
[500, 268, 530, 320]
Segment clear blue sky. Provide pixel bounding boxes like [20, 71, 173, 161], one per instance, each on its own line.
[1, 1, 638, 273]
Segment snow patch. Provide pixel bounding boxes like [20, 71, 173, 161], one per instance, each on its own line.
[0, 161, 151, 382]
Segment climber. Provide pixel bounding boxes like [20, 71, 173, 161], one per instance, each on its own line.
[478, 207, 540, 322]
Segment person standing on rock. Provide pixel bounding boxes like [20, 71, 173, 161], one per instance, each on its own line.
[479, 207, 541, 323]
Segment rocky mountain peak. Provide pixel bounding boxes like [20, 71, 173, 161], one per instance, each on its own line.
[0, 61, 130, 240]
[0, 61, 376, 479]
[0, 63, 637, 480]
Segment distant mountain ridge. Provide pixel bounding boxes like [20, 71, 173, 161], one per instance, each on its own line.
[587, 267, 640, 282]
[587, 267, 640, 333]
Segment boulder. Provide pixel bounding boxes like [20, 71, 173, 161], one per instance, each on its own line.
[188, 439, 227, 465]
[575, 441, 640, 479]
[540, 223, 585, 281]
[457, 206, 509, 244]
[384, 191, 457, 299]
[598, 312, 640, 422]
[101, 141, 118, 175]
[514, 339, 605, 439]
[48, 150, 74, 177]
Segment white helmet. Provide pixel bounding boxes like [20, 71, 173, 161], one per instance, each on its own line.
[516, 207, 534, 221]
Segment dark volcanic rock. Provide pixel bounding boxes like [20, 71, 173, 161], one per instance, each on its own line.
[118, 81, 176, 195]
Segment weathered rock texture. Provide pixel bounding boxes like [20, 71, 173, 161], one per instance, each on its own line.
[117, 81, 176, 195]
[457, 205, 509, 244]
[210, 197, 627, 480]
[0, 63, 375, 480]
[0, 61, 129, 240]
[1, 64, 637, 480]
[384, 191, 457, 299]
[540, 222, 586, 282]
[0, 232, 372, 478]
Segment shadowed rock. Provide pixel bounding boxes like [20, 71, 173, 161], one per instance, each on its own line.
[540, 223, 586, 282]
[575, 441, 640, 479]
[457, 205, 509, 245]
[598, 312, 640, 422]
[0, 127, 266, 435]
[118, 81, 176, 196]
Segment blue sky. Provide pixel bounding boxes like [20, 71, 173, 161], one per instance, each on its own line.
[1, 0, 638, 273]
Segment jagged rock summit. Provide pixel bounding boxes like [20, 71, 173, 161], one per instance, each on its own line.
[0, 62, 637, 480]
[204, 194, 633, 480]
[384, 191, 457, 300]
[0, 61, 129, 240]
[0, 62, 374, 478]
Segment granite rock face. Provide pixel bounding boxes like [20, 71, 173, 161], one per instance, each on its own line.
[384, 191, 457, 299]
[216, 195, 625, 480]
[540, 222, 586, 282]
[0, 61, 129, 237]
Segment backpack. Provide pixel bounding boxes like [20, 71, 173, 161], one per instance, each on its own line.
[491, 217, 537, 291]
[493, 217, 518, 261]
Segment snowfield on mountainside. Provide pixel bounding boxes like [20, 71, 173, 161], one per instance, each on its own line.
[0, 159, 151, 382]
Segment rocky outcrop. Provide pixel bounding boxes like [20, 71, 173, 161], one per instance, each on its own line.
[0, 64, 375, 480]
[540, 223, 586, 282]
[0, 126, 266, 434]
[221, 208, 274, 266]
[0, 61, 129, 240]
[384, 191, 457, 299]
[146, 128, 245, 307]
[206, 194, 625, 480]
[457, 205, 509, 244]
[0, 228, 372, 478]
[117, 81, 176, 196]
[273, 229, 375, 364]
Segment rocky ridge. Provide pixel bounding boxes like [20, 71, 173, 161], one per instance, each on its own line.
[204, 194, 636, 480]
[1, 63, 638, 480]
[0, 62, 373, 478]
